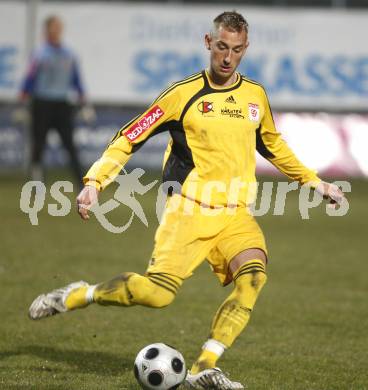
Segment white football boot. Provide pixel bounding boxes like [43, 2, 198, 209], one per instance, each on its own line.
[29, 281, 89, 320]
[185, 367, 245, 389]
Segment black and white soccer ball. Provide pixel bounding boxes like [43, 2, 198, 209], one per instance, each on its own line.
[134, 343, 186, 389]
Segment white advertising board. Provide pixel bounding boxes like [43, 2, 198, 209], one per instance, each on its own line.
[0, 2, 27, 100]
[1, 2, 367, 110]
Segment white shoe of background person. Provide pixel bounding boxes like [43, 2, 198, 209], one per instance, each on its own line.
[185, 367, 245, 389]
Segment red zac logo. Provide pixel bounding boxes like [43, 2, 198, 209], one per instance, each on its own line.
[124, 105, 164, 141]
[197, 101, 214, 114]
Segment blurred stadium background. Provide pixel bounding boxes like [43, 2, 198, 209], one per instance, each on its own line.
[0, 0, 367, 177]
[0, 1, 367, 389]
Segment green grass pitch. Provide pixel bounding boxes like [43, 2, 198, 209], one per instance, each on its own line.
[0, 172, 367, 389]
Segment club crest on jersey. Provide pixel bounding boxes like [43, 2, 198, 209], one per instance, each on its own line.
[124, 105, 164, 141]
[197, 101, 214, 114]
[248, 103, 260, 122]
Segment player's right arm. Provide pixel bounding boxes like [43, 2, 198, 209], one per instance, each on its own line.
[256, 87, 345, 208]
[257, 88, 321, 186]
[77, 86, 181, 220]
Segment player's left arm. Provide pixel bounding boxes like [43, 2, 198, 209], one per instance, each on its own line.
[77, 87, 181, 220]
[83, 88, 181, 191]
[257, 88, 345, 207]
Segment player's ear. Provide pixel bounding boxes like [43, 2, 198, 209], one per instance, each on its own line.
[204, 33, 211, 50]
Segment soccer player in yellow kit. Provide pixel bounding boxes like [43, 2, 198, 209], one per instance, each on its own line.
[29, 12, 345, 389]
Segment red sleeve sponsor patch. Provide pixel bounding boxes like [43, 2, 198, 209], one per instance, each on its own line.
[124, 105, 165, 142]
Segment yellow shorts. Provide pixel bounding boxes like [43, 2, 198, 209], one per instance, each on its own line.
[147, 194, 267, 286]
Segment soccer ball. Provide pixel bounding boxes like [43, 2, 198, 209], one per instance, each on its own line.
[134, 343, 186, 389]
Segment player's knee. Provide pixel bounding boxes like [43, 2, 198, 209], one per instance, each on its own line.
[230, 249, 267, 274]
[129, 275, 178, 308]
[233, 259, 267, 290]
[146, 273, 182, 308]
[252, 270, 267, 290]
[148, 287, 176, 308]
[234, 266, 267, 310]
[236, 270, 267, 292]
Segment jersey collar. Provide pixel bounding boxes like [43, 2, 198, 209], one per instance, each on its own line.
[203, 69, 242, 92]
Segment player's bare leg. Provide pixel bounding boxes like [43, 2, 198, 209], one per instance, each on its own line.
[29, 272, 181, 320]
[186, 249, 267, 389]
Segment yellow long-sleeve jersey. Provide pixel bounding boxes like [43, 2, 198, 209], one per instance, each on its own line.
[84, 70, 320, 206]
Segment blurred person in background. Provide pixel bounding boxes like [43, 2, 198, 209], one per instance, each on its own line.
[19, 15, 85, 184]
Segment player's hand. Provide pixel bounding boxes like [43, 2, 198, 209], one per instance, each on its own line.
[76, 185, 99, 220]
[315, 181, 345, 209]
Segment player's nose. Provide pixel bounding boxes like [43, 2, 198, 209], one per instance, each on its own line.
[224, 52, 231, 65]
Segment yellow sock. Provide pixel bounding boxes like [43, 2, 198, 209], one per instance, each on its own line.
[94, 272, 182, 308]
[191, 350, 219, 374]
[211, 259, 267, 346]
[191, 338, 227, 374]
[65, 286, 89, 310]
[191, 259, 267, 373]
[65, 273, 182, 310]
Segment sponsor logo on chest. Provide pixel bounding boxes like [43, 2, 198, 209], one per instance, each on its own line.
[248, 103, 260, 122]
[220, 107, 244, 119]
[196, 98, 260, 122]
[124, 105, 164, 141]
[197, 101, 214, 114]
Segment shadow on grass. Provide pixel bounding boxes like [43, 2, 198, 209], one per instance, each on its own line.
[0, 345, 131, 376]
[2, 385, 67, 390]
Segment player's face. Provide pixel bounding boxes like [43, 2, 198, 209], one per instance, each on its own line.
[205, 25, 249, 82]
[46, 18, 63, 46]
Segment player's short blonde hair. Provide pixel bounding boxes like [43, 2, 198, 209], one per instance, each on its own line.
[213, 11, 249, 34]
